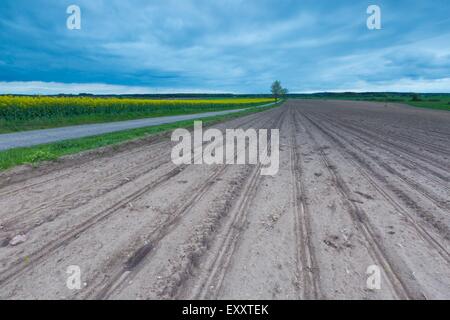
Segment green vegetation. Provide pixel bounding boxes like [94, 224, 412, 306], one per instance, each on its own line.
[0, 101, 284, 172]
[288, 92, 450, 111]
[0, 96, 274, 133]
[270, 81, 288, 101]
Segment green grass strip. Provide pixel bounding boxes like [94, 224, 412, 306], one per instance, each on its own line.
[0, 101, 283, 172]
[297, 96, 450, 111]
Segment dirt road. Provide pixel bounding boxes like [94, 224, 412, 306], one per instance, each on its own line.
[0, 100, 449, 300]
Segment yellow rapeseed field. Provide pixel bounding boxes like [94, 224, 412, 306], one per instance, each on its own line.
[0, 96, 274, 121]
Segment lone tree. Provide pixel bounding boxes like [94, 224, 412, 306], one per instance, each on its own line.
[271, 81, 288, 101]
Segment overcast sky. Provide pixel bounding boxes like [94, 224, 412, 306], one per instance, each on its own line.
[0, 0, 449, 94]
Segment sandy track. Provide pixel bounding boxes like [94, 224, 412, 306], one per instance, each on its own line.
[0, 100, 448, 300]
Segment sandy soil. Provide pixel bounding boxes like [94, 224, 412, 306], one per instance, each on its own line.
[0, 100, 448, 300]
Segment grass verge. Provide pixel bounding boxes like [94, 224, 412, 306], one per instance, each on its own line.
[404, 100, 450, 111]
[0, 101, 284, 172]
[296, 94, 450, 111]
[349, 98, 450, 111]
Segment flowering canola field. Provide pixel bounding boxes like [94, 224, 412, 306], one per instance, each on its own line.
[0, 96, 274, 121]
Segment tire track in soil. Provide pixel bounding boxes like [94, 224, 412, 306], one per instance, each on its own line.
[289, 109, 321, 300]
[80, 109, 281, 299]
[310, 112, 450, 191]
[313, 112, 449, 173]
[182, 165, 261, 300]
[0, 151, 171, 233]
[352, 122, 450, 157]
[90, 165, 228, 299]
[308, 113, 450, 213]
[0, 135, 171, 192]
[181, 108, 286, 300]
[0, 165, 185, 288]
[337, 118, 450, 156]
[295, 108, 425, 300]
[303, 112, 450, 255]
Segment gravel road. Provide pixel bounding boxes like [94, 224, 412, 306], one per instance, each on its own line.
[0, 100, 448, 300]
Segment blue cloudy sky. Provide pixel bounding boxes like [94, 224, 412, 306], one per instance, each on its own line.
[0, 0, 449, 94]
